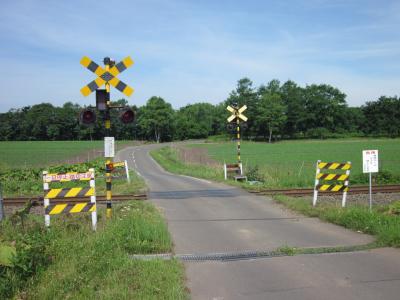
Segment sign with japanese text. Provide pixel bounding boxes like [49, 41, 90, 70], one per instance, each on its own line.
[362, 150, 379, 173]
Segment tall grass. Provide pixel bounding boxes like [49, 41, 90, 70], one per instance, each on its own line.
[0, 201, 187, 299]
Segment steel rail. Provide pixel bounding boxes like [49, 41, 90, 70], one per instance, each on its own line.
[249, 184, 400, 197]
[3, 194, 147, 206]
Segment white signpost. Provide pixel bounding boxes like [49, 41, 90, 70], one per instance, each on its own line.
[104, 137, 115, 158]
[362, 150, 379, 211]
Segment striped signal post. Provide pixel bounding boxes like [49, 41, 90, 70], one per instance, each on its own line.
[227, 104, 248, 168]
[43, 169, 97, 230]
[313, 160, 352, 207]
[80, 56, 135, 219]
[104, 59, 113, 219]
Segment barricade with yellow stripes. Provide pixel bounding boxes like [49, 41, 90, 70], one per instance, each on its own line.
[43, 169, 97, 230]
[108, 160, 130, 182]
[313, 160, 351, 207]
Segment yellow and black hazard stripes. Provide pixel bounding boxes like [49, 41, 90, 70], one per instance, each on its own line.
[80, 56, 134, 97]
[313, 160, 352, 207]
[45, 202, 96, 215]
[44, 187, 94, 199]
[318, 162, 351, 170]
[316, 184, 349, 192]
[43, 168, 97, 230]
[316, 173, 349, 181]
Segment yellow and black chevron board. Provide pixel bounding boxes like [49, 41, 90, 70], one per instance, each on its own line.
[45, 187, 94, 199]
[317, 173, 349, 181]
[313, 160, 351, 207]
[45, 203, 96, 215]
[318, 162, 351, 170]
[316, 184, 349, 192]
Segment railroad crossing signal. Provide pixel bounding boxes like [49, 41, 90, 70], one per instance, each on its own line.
[227, 105, 248, 122]
[80, 56, 134, 97]
[79, 55, 136, 220]
[227, 104, 248, 165]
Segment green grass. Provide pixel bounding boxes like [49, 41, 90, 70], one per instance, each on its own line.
[191, 138, 400, 187]
[274, 195, 400, 248]
[150, 147, 223, 182]
[0, 201, 187, 299]
[0, 140, 136, 168]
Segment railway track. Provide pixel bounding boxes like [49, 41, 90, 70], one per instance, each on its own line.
[2, 194, 147, 206]
[2, 185, 400, 205]
[249, 184, 400, 197]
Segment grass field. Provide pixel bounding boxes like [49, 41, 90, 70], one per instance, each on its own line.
[0, 140, 136, 168]
[190, 138, 400, 187]
[0, 201, 187, 299]
[0, 141, 187, 299]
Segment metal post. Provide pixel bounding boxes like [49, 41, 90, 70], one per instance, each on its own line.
[89, 168, 97, 230]
[124, 160, 130, 183]
[0, 183, 4, 221]
[104, 59, 113, 219]
[237, 117, 241, 164]
[369, 172, 372, 212]
[105, 109, 113, 219]
[313, 160, 320, 206]
[43, 171, 50, 227]
[224, 163, 227, 180]
[342, 162, 351, 208]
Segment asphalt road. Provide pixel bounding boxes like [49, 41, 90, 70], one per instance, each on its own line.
[118, 144, 400, 300]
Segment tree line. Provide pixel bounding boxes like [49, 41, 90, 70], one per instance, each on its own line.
[0, 78, 399, 142]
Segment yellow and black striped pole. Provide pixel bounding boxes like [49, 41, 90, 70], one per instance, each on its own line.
[104, 61, 113, 219]
[236, 116, 241, 164]
[227, 104, 247, 176]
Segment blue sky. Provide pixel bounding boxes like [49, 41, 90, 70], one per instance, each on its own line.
[1, 0, 399, 112]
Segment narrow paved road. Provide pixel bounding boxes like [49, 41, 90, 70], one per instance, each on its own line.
[118, 144, 400, 300]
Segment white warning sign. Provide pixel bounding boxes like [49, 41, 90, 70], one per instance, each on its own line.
[104, 137, 115, 157]
[362, 150, 379, 173]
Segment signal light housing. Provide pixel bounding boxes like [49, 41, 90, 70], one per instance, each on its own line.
[79, 108, 96, 125]
[96, 89, 109, 111]
[119, 107, 135, 124]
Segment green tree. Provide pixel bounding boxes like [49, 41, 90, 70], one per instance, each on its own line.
[303, 84, 347, 136]
[175, 103, 217, 139]
[280, 80, 307, 137]
[255, 81, 287, 142]
[137, 97, 175, 142]
[362, 96, 400, 137]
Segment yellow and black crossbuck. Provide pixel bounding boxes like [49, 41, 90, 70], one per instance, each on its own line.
[80, 56, 134, 97]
